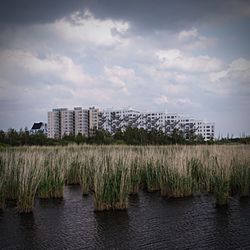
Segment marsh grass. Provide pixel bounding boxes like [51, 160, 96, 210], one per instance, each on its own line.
[66, 151, 81, 185]
[93, 152, 130, 211]
[79, 153, 95, 195]
[17, 152, 43, 213]
[0, 155, 5, 209]
[128, 155, 141, 194]
[158, 151, 193, 198]
[142, 150, 160, 192]
[67, 160, 81, 185]
[5, 153, 20, 200]
[209, 154, 231, 206]
[0, 144, 249, 212]
[188, 157, 211, 194]
[38, 152, 65, 199]
[231, 158, 250, 197]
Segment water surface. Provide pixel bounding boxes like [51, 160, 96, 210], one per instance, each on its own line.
[0, 186, 250, 249]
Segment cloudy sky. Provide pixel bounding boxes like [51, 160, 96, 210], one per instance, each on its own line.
[0, 0, 250, 137]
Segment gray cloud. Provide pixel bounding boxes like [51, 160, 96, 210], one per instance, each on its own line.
[0, 1, 249, 136]
[1, 0, 250, 31]
[0, 0, 88, 25]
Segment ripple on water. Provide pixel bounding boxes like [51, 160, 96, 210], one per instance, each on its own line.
[0, 186, 250, 249]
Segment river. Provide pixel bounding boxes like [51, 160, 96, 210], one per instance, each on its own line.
[0, 185, 250, 249]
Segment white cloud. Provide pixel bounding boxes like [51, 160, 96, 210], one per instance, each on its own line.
[0, 9, 249, 135]
[104, 65, 135, 79]
[156, 49, 223, 73]
[210, 57, 250, 83]
[154, 95, 169, 105]
[103, 65, 138, 94]
[183, 37, 216, 51]
[207, 57, 250, 98]
[176, 98, 196, 106]
[154, 95, 199, 109]
[0, 50, 93, 86]
[50, 10, 130, 47]
[177, 28, 216, 51]
[178, 28, 198, 41]
[163, 83, 189, 95]
[230, 58, 250, 71]
[209, 70, 228, 82]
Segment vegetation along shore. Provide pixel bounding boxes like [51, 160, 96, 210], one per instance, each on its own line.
[0, 145, 249, 213]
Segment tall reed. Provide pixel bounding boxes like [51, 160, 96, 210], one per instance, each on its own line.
[210, 154, 231, 206]
[158, 150, 193, 198]
[143, 151, 160, 192]
[5, 152, 20, 200]
[17, 152, 43, 213]
[128, 155, 142, 194]
[93, 151, 130, 211]
[231, 157, 250, 197]
[38, 151, 65, 198]
[78, 152, 95, 195]
[66, 152, 81, 185]
[0, 154, 5, 209]
[0, 144, 249, 212]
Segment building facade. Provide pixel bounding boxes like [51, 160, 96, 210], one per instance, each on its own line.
[99, 107, 215, 141]
[60, 109, 75, 136]
[47, 107, 99, 139]
[47, 106, 215, 141]
[74, 107, 89, 137]
[89, 107, 99, 135]
[47, 108, 64, 139]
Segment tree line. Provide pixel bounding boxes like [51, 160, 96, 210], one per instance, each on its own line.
[0, 127, 249, 147]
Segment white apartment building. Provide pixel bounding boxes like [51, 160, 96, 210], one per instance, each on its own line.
[47, 106, 215, 141]
[99, 107, 215, 141]
[89, 107, 99, 135]
[47, 107, 99, 139]
[74, 107, 89, 137]
[195, 121, 215, 141]
[100, 107, 140, 133]
[47, 108, 65, 139]
[61, 109, 75, 136]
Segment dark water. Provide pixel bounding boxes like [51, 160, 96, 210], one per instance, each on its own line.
[0, 186, 250, 250]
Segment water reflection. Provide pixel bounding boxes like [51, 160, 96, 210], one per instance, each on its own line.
[37, 197, 64, 208]
[0, 186, 249, 249]
[19, 213, 38, 248]
[94, 210, 130, 249]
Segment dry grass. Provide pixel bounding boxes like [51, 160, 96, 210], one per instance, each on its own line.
[0, 144, 249, 212]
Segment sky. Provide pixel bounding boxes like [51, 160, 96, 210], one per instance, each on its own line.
[0, 0, 250, 137]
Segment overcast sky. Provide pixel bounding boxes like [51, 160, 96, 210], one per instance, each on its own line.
[0, 0, 250, 137]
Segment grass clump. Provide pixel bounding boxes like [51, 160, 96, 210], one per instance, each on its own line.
[210, 155, 231, 206]
[231, 158, 250, 197]
[0, 144, 250, 212]
[79, 153, 94, 195]
[128, 155, 142, 194]
[17, 152, 43, 213]
[38, 152, 65, 199]
[93, 152, 130, 211]
[5, 152, 19, 200]
[188, 157, 211, 193]
[143, 153, 160, 192]
[0, 155, 5, 209]
[66, 152, 81, 185]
